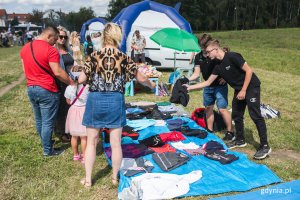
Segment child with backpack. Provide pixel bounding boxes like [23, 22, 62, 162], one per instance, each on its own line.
[83, 35, 94, 56]
[65, 75, 89, 163]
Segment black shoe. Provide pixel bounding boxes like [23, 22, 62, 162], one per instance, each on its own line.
[253, 144, 272, 160]
[223, 131, 236, 141]
[227, 139, 247, 149]
[61, 134, 71, 143]
[206, 128, 213, 133]
[44, 149, 65, 157]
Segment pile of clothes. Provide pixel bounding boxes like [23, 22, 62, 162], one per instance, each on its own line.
[137, 63, 162, 77]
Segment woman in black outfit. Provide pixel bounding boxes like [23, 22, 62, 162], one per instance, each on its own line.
[54, 26, 75, 142]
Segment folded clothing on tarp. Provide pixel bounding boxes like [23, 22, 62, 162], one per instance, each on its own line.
[158, 103, 178, 113]
[104, 143, 154, 159]
[146, 106, 172, 120]
[167, 118, 189, 131]
[107, 117, 281, 198]
[126, 119, 156, 131]
[139, 134, 164, 147]
[202, 140, 225, 151]
[205, 150, 239, 164]
[159, 131, 185, 142]
[119, 170, 202, 200]
[139, 131, 185, 147]
[120, 157, 154, 177]
[126, 105, 172, 120]
[171, 141, 200, 150]
[150, 143, 177, 153]
[104, 126, 139, 143]
[128, 101, 157, 107]
[152, 152, 190, 171]
[126, 107, 146, 114]
[181, 128, 208, 139]
[178, 140, 238, 164]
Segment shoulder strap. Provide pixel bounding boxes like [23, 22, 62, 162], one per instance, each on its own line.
[71, 85, 86, 105]
[30, 41, 56, 79]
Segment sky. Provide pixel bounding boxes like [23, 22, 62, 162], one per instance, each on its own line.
[0, 0, 110, 17]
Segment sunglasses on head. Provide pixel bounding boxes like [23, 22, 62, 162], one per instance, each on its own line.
[59, 35, 68, 40]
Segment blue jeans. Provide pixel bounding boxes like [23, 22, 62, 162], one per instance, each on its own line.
[203, 85, 228, 109]
[27, 86, 60, 155]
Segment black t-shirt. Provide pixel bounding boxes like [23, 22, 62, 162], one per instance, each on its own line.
[62, 53, 74, 74]
[194, 52, 223, 87]
[212, 52, 260, 90]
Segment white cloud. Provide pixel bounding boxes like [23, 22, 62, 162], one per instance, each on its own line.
[0, 0, 110, 16]
[1, 0, 15, 3]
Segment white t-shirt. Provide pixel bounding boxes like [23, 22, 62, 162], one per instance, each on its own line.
[119, 170, 202, 200]
[171, 141, 200, 150]
[92, 37, 102, 51]
[64, 84, 89, 106]
[132, 35, 146, 54]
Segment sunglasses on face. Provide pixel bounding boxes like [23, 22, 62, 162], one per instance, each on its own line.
[59, 35, 68, 40]
[206, 48, 217, 54]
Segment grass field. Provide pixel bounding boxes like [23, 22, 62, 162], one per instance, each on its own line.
[0, 28, 300, 200]
[0, 46, 23, 88]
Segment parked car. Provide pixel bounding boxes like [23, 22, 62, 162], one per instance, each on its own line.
[126, 30, 196, 69]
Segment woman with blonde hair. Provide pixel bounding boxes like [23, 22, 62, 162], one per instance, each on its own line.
[54, 26, 74, 142]
[70, 31, 83, 65]
[78, 23, 155, 187]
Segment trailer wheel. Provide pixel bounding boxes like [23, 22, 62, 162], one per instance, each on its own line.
[145, 57, 153, 65]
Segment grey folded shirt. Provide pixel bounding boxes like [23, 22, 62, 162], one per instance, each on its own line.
[152, 152, 190, 171]
[120, 157, 154, 177]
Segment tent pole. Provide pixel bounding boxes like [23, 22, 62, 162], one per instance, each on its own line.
[173, 51, 178, 84]
[174, 51, 176, 73]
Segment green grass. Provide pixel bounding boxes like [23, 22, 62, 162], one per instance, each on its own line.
[203, 28, 300, 75]
[0, 46, 23, 88]
[1, 29, 300, 199]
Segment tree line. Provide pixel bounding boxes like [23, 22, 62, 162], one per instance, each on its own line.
[106, 0, 300, 31]
[25, 0, 300, 32]
[26, 7, 96, 32]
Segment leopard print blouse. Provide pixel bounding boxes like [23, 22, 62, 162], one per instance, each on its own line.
[83, 47, 137, 93]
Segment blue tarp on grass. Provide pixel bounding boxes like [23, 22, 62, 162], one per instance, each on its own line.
[210, 180, 300, 200]
[103, 117, 281, 198]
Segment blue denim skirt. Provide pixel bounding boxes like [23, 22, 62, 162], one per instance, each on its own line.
[82, 91, 126, 128]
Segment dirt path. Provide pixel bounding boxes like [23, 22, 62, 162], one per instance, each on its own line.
[0, 74, 25, 97]
[236, 148, 300, 162]
[271, 150, 300, 162]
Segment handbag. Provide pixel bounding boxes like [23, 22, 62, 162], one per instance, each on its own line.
[30, 41, 61, 91]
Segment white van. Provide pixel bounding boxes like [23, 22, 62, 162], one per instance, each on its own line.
[125, 10, 196, 69]
[126, 30, 194, 69]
